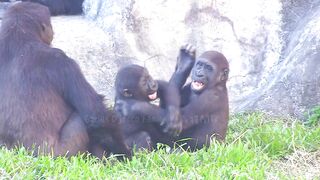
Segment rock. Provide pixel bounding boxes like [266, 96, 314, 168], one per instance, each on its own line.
[243, 3, 320, 117]
[0, 2, 10, 18]
[1, 0, 320, 118]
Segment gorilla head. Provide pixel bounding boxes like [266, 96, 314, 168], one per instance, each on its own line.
[2, 2, 54, 45]
[191, 51, 229, 93]
[115, 64, 159, 101]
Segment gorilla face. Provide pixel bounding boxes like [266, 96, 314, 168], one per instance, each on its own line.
[190, 51, 229, 94]
[191, 58, 215, 93]
[137, 69, 158, 101]
[115, 65, 159, 101]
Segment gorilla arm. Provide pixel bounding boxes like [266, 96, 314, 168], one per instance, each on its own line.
[45, 50, 112, 130]
[116, 99, 164, 123]
[169, 44, 195, 89]
[45, 50, 131, 157]
[116, 80, 182, 136]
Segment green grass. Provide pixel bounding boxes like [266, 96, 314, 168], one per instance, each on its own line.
[0, 112, 319, 179]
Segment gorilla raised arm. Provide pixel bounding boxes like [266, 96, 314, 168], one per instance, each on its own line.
[0, 2, 130, 158]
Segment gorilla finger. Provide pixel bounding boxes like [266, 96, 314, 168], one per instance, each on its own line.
[164, 128, 174, 136]
[166, 126, 181, 136]
[169, 129, 179, 137]
[163, 127, 168, 133]
[180, 44, 188, 51]
[186, 44, 193, 51]
[172, 129, 181, 137]
[190, 46, 196, 55]
[160, 120, 165, 126]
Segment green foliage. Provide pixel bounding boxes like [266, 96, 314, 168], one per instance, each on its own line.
[228, 113, 320, 158]
[305, 105, 320, 126]
[0, 113, 319, 179]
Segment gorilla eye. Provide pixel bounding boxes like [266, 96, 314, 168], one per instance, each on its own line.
[123, 89, 133, 97]
[197, 61, 204, 67]
[205, 64, 213, 71]
[224, 69, 229, 75]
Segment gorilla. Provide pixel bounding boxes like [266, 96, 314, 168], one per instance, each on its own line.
[0, 0, 84, 16]
[176, 50, 229, 149]
[114, 65, 180, 150]
[117, 47, 229, 151]
[114, 45, 196, 150]
[0, 2, 130, 158]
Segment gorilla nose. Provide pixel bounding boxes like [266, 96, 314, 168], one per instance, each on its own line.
[196, 69, 204, 77]
[149, 82, 158, 91]
[196, 72, 204, 77]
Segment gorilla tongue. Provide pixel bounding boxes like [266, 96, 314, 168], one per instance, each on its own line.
[192, 81, 204, 90]
[148, 92, 158, 100]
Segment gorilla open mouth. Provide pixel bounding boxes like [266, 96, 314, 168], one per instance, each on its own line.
[148, 91, 158, 100]
[191, 80, 205, 91]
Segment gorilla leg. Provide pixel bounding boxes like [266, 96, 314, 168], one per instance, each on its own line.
[88, 118, 132, 159]
[105, 127, 132, 158]
[53, 113, 89, 156]
[179, 123, 214, 150]
[125, 131, 152, 151]
[89, 144, 107, 159]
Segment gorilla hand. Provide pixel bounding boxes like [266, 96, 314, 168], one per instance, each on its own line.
[175, 44, 196, 74]
[127, 100, 183, 136]
[114, 100, 131, 117]
[171, 44, 196, 88]
[161, 105, 182, 137]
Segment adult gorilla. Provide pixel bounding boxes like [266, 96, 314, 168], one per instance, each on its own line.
[0, 2, 130, 157]
[1, 0, 84, 16]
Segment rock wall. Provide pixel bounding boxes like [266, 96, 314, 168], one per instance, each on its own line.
[0, 0, 320, 118]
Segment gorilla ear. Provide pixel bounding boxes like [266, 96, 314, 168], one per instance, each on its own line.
[220, 68, 229, 81]
[41, 23, 45, 31]
[40, 23, 53, 45]
[123, 89, 133, 97]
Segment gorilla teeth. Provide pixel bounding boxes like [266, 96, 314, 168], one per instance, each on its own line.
[192, 81, 204, 90]
[148, 91, 158, 100]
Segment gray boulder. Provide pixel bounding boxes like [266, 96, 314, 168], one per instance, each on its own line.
[0, 0, 319, 118]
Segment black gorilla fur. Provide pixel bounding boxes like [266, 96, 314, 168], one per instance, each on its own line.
[0, 2, 130, 158]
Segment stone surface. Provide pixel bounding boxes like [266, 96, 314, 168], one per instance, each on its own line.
[249, 3, 320, 117]
[0, 0, 320, 118]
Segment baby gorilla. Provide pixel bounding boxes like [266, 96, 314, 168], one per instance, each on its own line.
[175, 50, 230, 150]
[114, 65, 181, 150]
